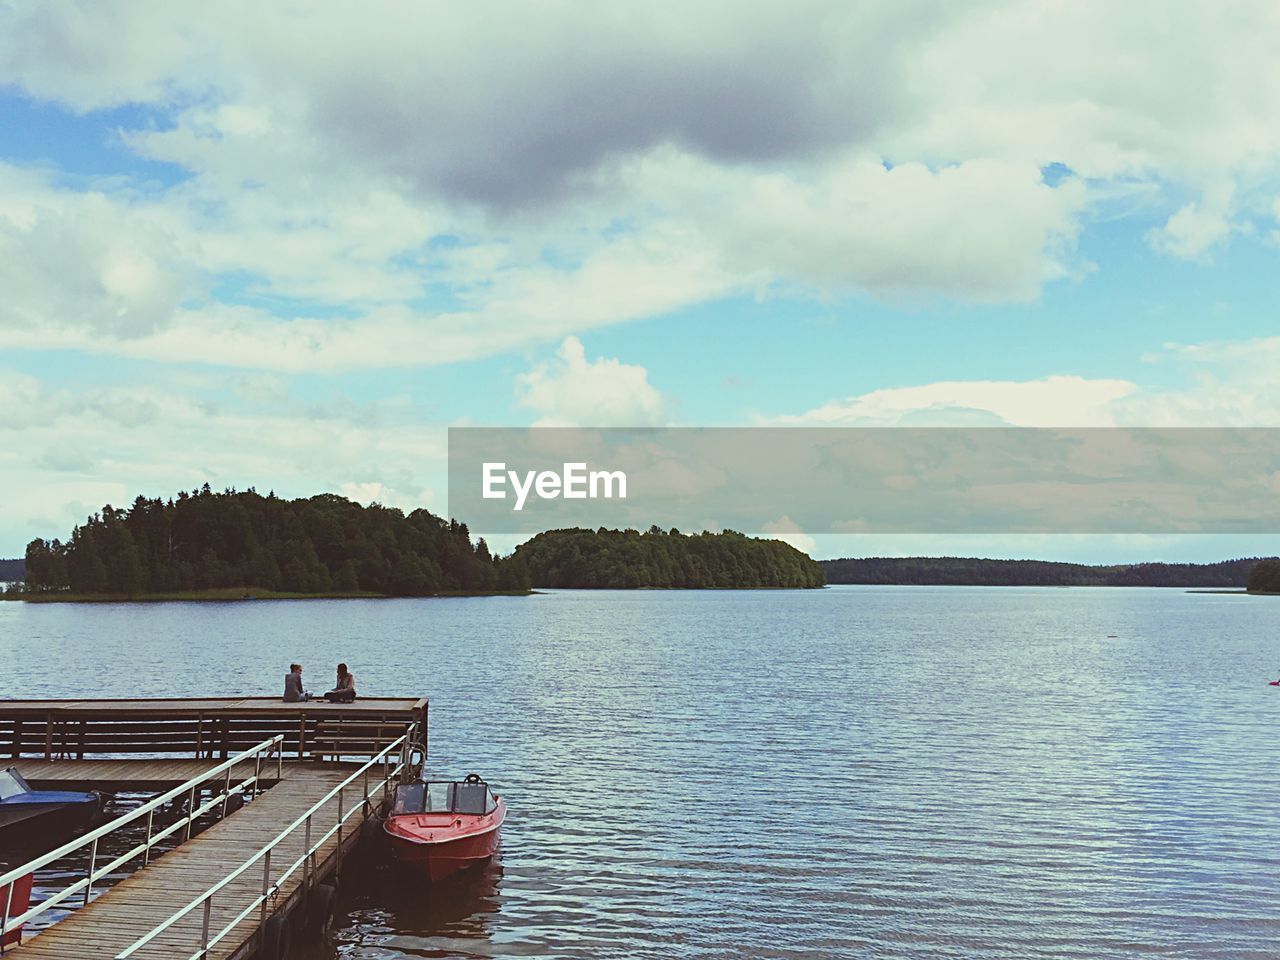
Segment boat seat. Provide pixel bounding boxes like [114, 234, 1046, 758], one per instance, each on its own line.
[453, 782, 489, 815]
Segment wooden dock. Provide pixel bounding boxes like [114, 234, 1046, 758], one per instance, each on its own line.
[13, 759, 279, 790]
[0, 697, 428, 960]
[1, 696, 428, 764]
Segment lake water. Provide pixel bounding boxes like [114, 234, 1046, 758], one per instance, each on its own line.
[3, 586, 1280, 959]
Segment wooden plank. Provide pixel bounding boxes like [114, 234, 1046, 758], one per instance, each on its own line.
[12, 758, 296, 786]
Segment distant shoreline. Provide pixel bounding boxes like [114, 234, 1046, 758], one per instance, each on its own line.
[819, 555, 1276, 589]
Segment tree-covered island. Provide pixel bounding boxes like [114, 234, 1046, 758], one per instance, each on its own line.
[512, 526, 826, 589]
[13, 488, 827, 599]
[1246, 559, 1280, 594]
[20, 486, 528, 599]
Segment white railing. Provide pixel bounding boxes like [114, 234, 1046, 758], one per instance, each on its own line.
[0, 735, 284, 954]
[116, 725, 418, 960]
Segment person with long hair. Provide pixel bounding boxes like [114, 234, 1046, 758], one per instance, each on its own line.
[324, 662, 356, 703]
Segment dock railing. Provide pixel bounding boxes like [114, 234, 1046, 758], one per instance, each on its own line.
[0, 734, 284, 953]
[116, 723, 419, 960]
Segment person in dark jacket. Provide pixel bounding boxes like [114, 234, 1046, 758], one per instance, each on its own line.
[323, 663, 356, 703]
[283, 663, 308, 702]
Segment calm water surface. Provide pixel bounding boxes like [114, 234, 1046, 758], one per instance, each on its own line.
[3, 586, 1280, 959]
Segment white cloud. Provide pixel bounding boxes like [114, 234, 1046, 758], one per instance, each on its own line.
[0, 165, 739, 370]
[1113, 336, 1280, 426]
[1, 3, 1277, 371]
[777, 375, 1138, 427]
[778, 334, 1280, 430]
[0, 166, 189, 339]
[760, 515, 817, 555]
[516, 336, 668, 427]
[899, 3, 1280, 189]
[622, 151, 1087, 303]
[0, 2, 934, 202]
[1148, 181, 1235, 260]
[0, 370, 451, 550]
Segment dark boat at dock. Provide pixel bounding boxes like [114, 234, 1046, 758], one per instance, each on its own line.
[385, 774, 506, 882]
[0, 768, 104, 846]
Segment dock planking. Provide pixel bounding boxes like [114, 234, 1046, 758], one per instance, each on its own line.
[8, 765, 381, 960]
[13, 759, 278, 789]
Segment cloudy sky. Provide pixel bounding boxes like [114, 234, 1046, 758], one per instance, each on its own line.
[3, 1, 1280, 561]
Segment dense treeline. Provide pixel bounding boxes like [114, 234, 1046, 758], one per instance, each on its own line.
[0, 558, 22, 581]
[1247, 560, 1280, 593]
[22, 486, 528, 597]
[512, 526, 826, 588]
[821, 556, 1276, 587]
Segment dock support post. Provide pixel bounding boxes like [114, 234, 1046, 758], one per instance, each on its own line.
[304, 815, 313, 890]
[200, 895, 212, 958]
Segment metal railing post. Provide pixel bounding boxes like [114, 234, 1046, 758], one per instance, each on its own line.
[199, 895, 212, 958]
[184, 782, 197, 841]
[336, 789, 345, 875]
[84, 837, 99, 905]
[252, 750, 262, 800]
[221, 766, 232, 817]
[259, 849, 272, 925]
[143, 808, 155, 866]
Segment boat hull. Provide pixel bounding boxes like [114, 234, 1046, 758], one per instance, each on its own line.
[384, 799, 505, 883]
[0, 872, 32, 947]
[0, 796, 101, 847]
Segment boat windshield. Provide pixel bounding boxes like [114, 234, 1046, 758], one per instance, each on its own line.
[392, 780, 498, 815]
[0, 768, 32, 800]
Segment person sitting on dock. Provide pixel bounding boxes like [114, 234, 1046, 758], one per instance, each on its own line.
[323, 663, 356, 703]
[283, 663, 310, 702]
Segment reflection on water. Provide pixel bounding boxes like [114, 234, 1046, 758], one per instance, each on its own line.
[307, 842, 505, 959]
[3, 587, 1280, 958]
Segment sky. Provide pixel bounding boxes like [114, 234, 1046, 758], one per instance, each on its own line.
[2, 1, 1280, 562]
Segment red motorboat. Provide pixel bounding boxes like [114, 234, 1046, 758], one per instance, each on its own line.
[384, 774, 506, 882]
